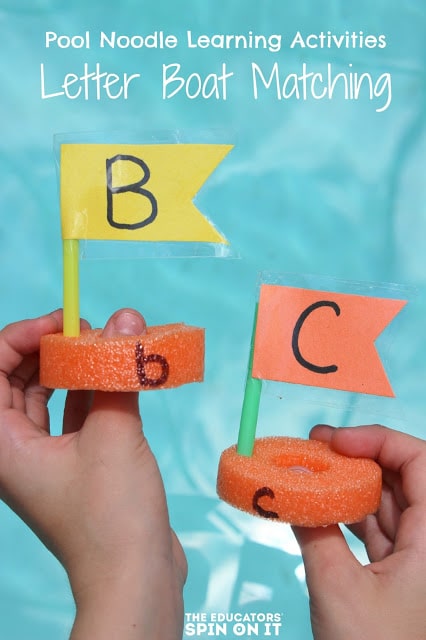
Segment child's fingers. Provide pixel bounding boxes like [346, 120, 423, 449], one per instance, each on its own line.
[310, 424, 426, 503]
[310, 424, 426, 557]
[328, 425, 426, 505]
[63, 390, 94, 434]
[0, 312, 63, 411]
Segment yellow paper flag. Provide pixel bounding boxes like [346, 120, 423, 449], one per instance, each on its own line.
[60, 143, 232, 243]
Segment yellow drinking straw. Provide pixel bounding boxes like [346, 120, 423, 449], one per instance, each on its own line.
[63, 238, 80, 337]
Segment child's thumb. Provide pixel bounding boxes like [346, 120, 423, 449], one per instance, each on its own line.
[292, 524, 360, 594]
[90, 309, 147, 427]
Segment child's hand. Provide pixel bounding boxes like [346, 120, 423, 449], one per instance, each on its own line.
[0, 309, 187, 639]
[293, 424, 426, 640]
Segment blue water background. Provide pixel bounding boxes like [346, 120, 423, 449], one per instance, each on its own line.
[0, 1, 425, 638]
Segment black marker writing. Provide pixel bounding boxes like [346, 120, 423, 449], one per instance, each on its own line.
[106, 154, 158, 230]
[292, 300, 340, 374]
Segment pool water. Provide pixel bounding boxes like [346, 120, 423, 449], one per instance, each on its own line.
[1, 2, 425, 638]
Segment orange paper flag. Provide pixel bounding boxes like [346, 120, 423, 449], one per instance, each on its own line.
[252, 285, 407, 397]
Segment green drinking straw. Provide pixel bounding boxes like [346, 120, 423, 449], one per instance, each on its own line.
[237, 302, 262, 456]
[63, 238, 80, 337]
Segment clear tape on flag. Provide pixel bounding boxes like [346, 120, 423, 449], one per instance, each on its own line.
[53, 130, 238, 259]
[249, 272, 416, 427]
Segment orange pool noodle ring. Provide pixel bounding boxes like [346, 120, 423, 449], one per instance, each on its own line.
[217, 436, 382, 527]
[40, 324, 204, 391]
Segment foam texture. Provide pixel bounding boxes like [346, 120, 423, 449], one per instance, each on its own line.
[217, 436, 382, 527]
[40, 324, 204, 391]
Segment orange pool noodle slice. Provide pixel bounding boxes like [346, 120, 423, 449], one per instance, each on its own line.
[40, 324, 204, 391]
[217, 436, 382, 527]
